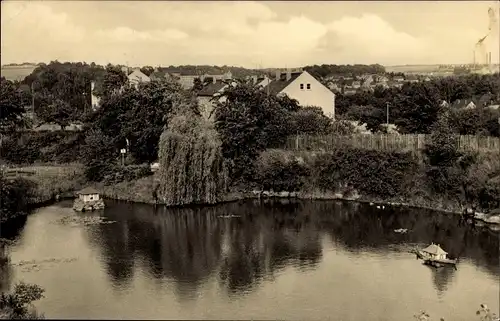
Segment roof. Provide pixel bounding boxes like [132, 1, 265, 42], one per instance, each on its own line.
[197, 80, 227, 97]
[422, 243, 447, 256]
[76, 187, 100, 195]
[263, 73, 301, 95]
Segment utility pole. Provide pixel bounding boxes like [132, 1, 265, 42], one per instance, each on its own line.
[386, 102, 390, 125]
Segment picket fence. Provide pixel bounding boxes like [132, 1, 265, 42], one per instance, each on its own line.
[283, 134, 500, 153]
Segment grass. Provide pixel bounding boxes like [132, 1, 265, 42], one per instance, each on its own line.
[5, 164, 85, 204]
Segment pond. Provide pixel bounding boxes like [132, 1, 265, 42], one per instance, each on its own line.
[0, 199, 498, 320]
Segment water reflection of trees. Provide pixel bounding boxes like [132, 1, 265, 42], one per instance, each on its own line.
[85, 199, 498, 300]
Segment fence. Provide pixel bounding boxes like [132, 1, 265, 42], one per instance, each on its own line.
[283, 134, 500, 153]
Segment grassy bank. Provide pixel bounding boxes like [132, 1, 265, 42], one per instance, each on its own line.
[0, 164, 85, 222]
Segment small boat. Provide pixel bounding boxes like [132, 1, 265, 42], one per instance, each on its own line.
[415, 243, 457, 267]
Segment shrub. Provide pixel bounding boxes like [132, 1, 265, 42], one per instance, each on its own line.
[313, 148, 418, 197]
[0, 282, 45, 319]
[102, 164, 153, 185]
[255, 150, 310, 192]
[0, 174, 37, 222]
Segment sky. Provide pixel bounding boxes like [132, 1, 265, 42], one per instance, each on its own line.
[1, 0, 499, 68]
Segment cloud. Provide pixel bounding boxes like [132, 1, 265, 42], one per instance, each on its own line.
[1, 1, 495, 66]
[323, 14, 429, 64]
[95, 27, 188, 43]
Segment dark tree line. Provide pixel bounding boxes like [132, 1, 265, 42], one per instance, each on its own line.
[303, 64, 386, 79]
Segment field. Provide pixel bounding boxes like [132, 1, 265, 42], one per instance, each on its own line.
[1, 65, 37, 81]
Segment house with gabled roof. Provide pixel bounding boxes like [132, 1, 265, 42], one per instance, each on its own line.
[262, 69, 336, 119]
[196, 79, 229, 120]
[125, 68, 151, 88]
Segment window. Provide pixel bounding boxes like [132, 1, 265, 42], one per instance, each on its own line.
[306, 84, 311, 90]
[300, 84, 304, 90]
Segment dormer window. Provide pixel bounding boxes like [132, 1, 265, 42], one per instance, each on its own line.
[306, 84, 311, 90]
[300, 84, 304, 90]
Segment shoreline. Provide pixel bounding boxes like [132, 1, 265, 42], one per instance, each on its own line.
[3, 178, 499, 227]
[94, 184, 500, 227]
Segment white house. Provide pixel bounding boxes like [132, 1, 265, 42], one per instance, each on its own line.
[263, 70, 336, 119]
[421, 243, 448, 261]
[127, 69, 151, 87]
[76, 187, 101, 203]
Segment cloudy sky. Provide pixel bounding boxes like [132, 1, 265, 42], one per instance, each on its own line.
[1, 1, 499, 67]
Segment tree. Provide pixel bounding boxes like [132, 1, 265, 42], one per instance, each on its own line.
[192, 78, 203, 91]
[0, 282, 45, 319]
[344, 105, 385, 132]
[289, 106, 335, 135]
[99, 64, 128, 97]
[212, 81, 295, 183]
[0, 78, 28, 134]
[35, 97, 74, 129]
[87, 78, 197, 164]
[140, 66, 155, 77]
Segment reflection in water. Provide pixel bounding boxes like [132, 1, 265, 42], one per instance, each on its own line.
[84, 199, 499, 300]
[429, 265, 456, 298]
[1, 199, 499, 319]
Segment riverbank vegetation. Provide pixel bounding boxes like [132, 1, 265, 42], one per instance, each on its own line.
[1, 63, 499, 219]
[0, 282, 45, 319]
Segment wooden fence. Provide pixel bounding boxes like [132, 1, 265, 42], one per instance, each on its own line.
[283, 134, 500, 153]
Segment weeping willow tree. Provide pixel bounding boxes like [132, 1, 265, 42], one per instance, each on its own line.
[156, 110, 229, 206]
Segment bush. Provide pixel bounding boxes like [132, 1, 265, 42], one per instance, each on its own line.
[255, 150, 310, 192]
[0, 174, 37, 222]
[102, 164, 152, 185]
[313, 148, 418, 198]
[0, 282, 45, 319]
[0, 131, 84, 165]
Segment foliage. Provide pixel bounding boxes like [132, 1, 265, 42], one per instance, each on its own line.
[303, 64, 386, 78]
[344, 104, 385, 132]
[0, 174, 37, 222]
[255, 150, 310, 192]
[34, 98, 74, 129]
[102, 164, 152, 185]
[25, 61, 107, 124]
[212, 81, 299, 183]
[96, 64, 127, 97]
[313, 148, 418, 198]
[0, 131, 84, 165]
[0, 282, 45, 319]
[156, 110, 229, 206]
[288, 106, 334, 135]
[87, 78, 197, 164]
[81, 129, 117, 182]
[0, 77, 29, 134]
[335, 73, 500, 134]
[449, 107, 500, 137]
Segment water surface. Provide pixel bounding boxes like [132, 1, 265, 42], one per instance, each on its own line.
[1, 199, 498, 320]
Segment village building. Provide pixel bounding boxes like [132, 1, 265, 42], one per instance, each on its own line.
[421, 243, 448, 261]
[262, 69, 336, 119]
[73, 187, 105, 212]
[196, 79, 229, 120]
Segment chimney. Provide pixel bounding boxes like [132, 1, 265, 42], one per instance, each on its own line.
[286, 69, 292, 81]
[212, 77, 216, 84]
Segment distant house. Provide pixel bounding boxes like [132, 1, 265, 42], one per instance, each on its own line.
[163, 69, 232, 89]
[196, 80, 229, 120]
[247, 75, 271, 88]
[127, 69, 151, 87]
[351, 80, 361, 89]
[453, 99, 476, 109]
[393, 75, 405, 82]
[262, 69, 336, 119]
